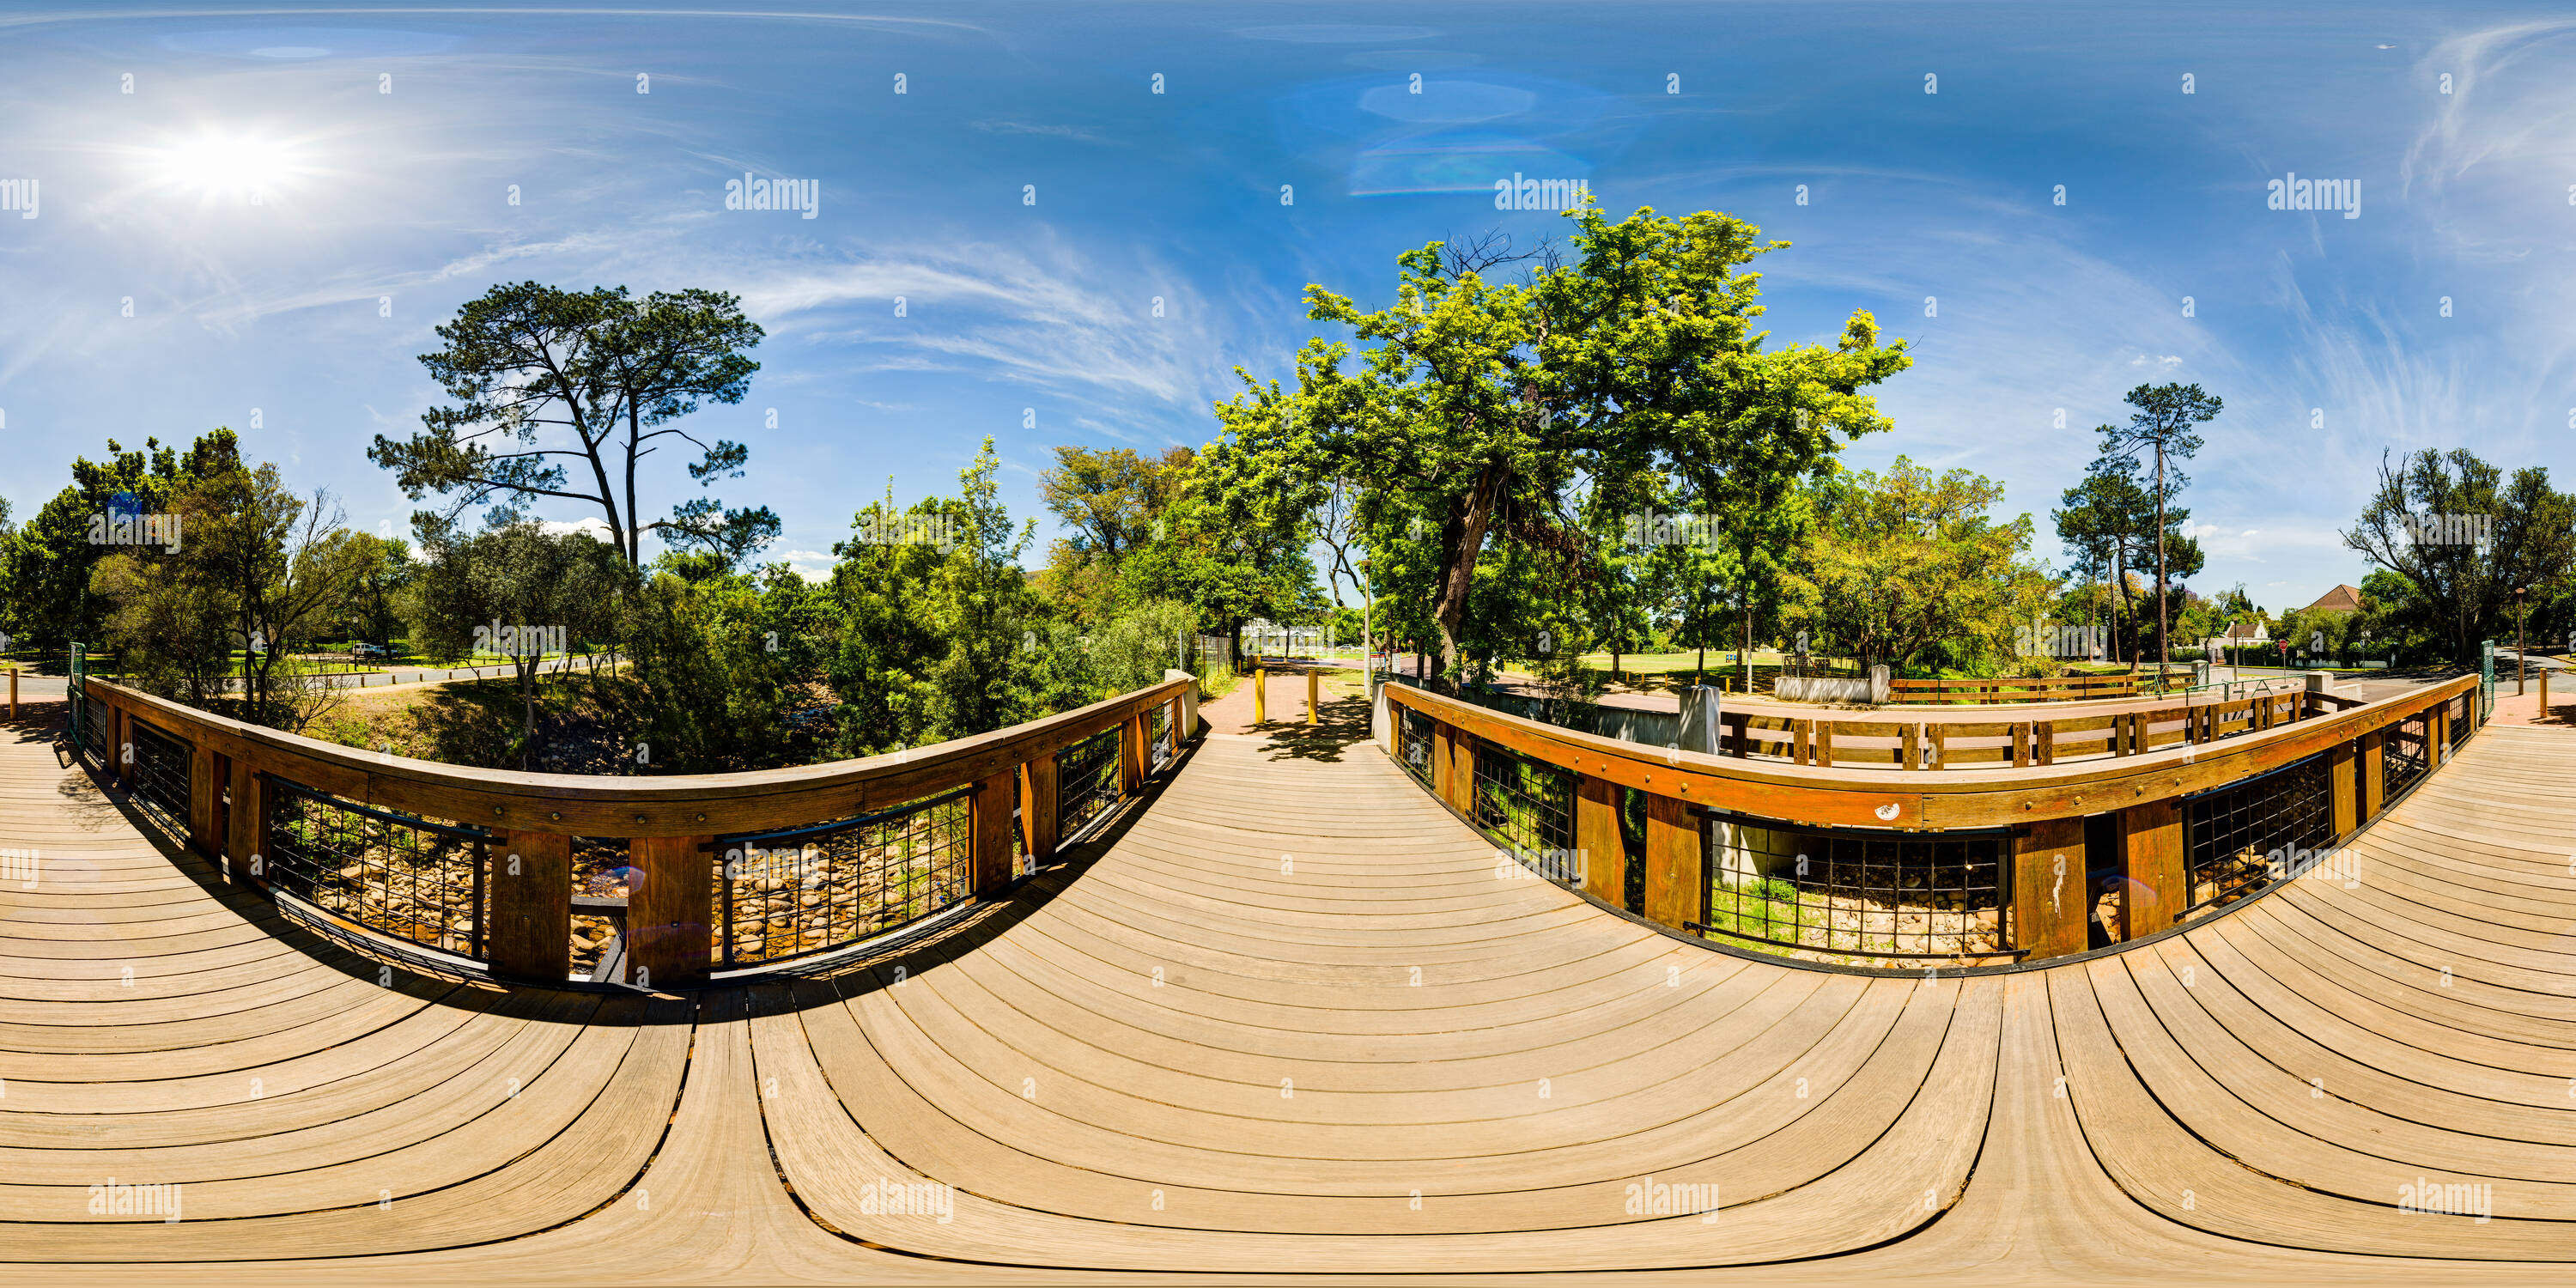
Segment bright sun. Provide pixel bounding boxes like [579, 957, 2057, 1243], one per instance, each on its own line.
[149, 132, 305, 201]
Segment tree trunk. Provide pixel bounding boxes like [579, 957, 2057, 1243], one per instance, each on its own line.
[1429, 464, 1508, 690]
[519, 655, 539, 771]
[2154, 445, 2170, 677]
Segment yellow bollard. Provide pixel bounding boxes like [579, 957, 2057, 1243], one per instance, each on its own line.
[1307, 667, 1319, 725]
[1253, 668, 1266, 724]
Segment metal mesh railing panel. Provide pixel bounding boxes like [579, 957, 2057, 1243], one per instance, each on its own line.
[2184, 752, 2331, 914]
[129, 720, 191, 837]
[264, 781, 489, 960]
[718, 787, 974, 968]
[1703, 821, 2012, 966]
[1057, 725, 1122, 840]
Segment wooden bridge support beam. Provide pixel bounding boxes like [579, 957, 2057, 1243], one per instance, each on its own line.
[628, 834, 714, 991]
[1575, 775, 1625, 909]
[2119, 799, 2186, 939]
[1640, 793, 1704, 933]
[2012, 817, 2089, 959]
[491, 831, 573, 983]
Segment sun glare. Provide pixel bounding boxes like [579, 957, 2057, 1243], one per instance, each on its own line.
[147, 132, 307, 202]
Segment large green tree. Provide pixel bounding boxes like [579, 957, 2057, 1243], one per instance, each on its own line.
[371, 282, 765, 566]
[1199, 206, 1909, 688]
[1783, 458, 2057, 675]
[2342, 448, 2576, 666]
[2094, 383, 2220, 672]
[0, 432, 242, 653]
[406, 519, 629, 768]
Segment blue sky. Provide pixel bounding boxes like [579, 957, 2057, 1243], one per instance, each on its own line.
[3, 2, 2573, 615]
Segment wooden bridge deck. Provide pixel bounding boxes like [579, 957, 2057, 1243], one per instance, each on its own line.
[3, 702, 2573, 1281]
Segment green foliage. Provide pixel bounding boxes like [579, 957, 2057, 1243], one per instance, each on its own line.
[618, 561, 833, 773]
[827, 440, 1060, 755]
[2342, 448, 2576, 666]
[1200, 204, 1909, 686]
[0, 431, 243, 651]
[1085, 598, 1196, 696]
[1783, 457, 2057, 675]
[370, 281, 764, 565]
[405, 519, 629, 766]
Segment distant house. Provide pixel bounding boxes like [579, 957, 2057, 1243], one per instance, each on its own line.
[2301, 584, 2365, 614]
[2221, 620, 2269, 643]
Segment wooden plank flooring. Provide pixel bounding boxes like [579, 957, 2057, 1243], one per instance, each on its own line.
[2, 704, 2573, 1281]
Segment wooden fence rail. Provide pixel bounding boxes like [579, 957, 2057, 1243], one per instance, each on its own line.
[1383, 672, 2479, 968]
[1886, 671, 2139, 704]
[68, 673, 1192, 987]
[1708, 685, 2328, 769]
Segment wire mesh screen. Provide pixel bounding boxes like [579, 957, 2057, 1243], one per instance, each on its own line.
[1699, 819, 2013, 966]
[2383, 712, 2432, 801]
[264, 780, 489, 960]
[1471, 742, 1574, 861]
[716, 785, 974, 967]
[1395, 704, 1435, 787]
[82, 691, 111, 763]
[129, 720, 191, 838]
[1150, 702, 1172, 767]
[2448, 694, 2473, 751]
[2184, 752, 2331, 915]
[1057, 724, 1122, 840]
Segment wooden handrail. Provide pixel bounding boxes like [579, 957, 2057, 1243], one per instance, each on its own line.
[1384, 674, 2472, 830]
[1385, 674, 2479, 967]
[75, 674, 1193, 986]
[78, 677, 1185, 837]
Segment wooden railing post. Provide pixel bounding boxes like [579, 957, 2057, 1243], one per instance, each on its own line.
[113, 703, 134, 789]
[1024, 755, 1060, 862]
[1443, 726, 1477, 815]
[1575, 775, 1624, 908]
[1641, 793, 1704, 931]
[627, 834, 714, 991]
[490, 831, 573, 982]
[2329, 738, 2358, 837]
[2119, 799, 2185, 939]
[188, 741, 219, 855]
[6, 667, 15, 719]
[227, 759, 268, 884]
[2359, 728, 2385, 820]
[2012, 817, 2089, 959]
[971, 769, 1018, 896]
[1121, 708, 1146, 795]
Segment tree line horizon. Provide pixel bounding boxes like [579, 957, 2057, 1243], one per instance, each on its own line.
[1, 204, 2570, 775]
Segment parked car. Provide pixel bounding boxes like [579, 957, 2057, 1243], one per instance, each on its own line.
[349, 642, 397, 662]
